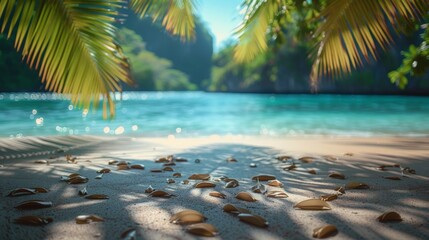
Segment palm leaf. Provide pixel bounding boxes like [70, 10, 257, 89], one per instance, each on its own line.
[1, 0, 133, 118]
[234, 0, 288, 62]
[310, 0, 429, 89]
[129, 0, 196, 40]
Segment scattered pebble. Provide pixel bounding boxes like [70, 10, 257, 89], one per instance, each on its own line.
[166, 178, 175, 184]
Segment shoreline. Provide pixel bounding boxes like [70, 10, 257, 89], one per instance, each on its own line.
[2, 90, 429, 97]
[2, 135, 429, 160]
[1, 135, 428, 239]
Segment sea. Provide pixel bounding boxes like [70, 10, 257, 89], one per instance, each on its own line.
[0, 92, 428, 138]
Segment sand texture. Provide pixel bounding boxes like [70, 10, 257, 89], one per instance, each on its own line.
[1, 136, 429, 239]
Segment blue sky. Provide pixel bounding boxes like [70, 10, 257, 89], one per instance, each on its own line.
[197, 0, 242, 51]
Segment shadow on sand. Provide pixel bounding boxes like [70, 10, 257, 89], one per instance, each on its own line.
[0, 136, 428, 239]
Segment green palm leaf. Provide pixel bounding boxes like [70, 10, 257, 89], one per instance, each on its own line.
[1, 0, 197, 118]
[1, 0, 132, 118]
[129, 0, 196, 40]
[310, 0, 429, 89]
[234, 0, 288, 62]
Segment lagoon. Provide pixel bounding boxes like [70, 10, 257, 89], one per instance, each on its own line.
[1, 92, 428, 138]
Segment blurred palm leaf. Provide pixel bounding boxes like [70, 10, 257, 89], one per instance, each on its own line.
[234, 0, 288, 62]
[234, 0, 429, 89]
[0, 0, 131, 118]
[0, 0, 196, 118]
[310, 0, 429, 89]
[130, 0, 196, 40]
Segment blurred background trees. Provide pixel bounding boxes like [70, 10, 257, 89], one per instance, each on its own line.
[1, 0, 428, 95]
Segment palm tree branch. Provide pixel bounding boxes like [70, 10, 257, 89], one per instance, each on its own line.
[129, 0, 196, 40]
[1, 0, 132, 118]
[234, 0, 288, 62]
[310, 0, 429, 89]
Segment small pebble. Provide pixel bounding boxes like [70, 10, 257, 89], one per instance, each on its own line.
[167, 178, 175, 184]
[227, 157, 238, 162]
[145, 186, 154, 193]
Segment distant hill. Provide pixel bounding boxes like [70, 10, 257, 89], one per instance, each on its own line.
[209, 28, 429, 95]
[0, 35, 40, 92]
[0, 11, 213, 92]
[122, 11, 213, 88]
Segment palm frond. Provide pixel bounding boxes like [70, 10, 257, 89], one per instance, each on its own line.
[310, 0, 429, 89]
[129, 0, 196, 40]
[234, 0, 288, 62]
[0, 0, 132, 118]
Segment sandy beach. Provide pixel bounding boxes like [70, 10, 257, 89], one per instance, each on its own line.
[1, 135, 428, 239]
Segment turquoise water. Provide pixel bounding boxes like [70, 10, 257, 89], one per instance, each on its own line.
[0, 92, 428, 137]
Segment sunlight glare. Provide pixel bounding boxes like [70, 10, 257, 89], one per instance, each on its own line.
[103, 126, 110, 134]
[82, 109, 88, 117]
[35, 117, 44, 126]
[115, 126, 125, 135]
[167, 134, 175, 140]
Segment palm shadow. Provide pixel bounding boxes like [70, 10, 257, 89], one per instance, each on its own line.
[1, 136, 428, 239]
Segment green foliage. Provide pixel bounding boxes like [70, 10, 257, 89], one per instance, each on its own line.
[207, 22, 427, 93]
[156, 69, 196, 91]
[234, 0, 429, 89]
[389, 23, 429, 89]
[117, 28, 195, 91]
[234, 0, 288, 62]
[209, 43, 264, 91]
[123, 14, 213, 87]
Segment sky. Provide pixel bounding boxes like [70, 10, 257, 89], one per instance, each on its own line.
[197, 0, 242, 52]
